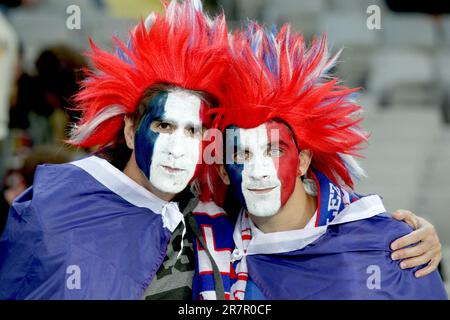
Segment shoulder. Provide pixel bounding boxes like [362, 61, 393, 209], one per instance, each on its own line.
[30, 161, 101, 213]
[354, 212, 413, 239]
[325, 213, 413, 252]
[8, 162, 85, 223]
[21, 159, 145, 234]
[33, 161, 94, 193]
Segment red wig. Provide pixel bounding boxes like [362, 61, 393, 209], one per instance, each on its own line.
[69, 0, 229, 149]
[203, 22, 368, 204]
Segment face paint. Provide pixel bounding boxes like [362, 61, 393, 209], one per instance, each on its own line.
[135, 90, 203, 194]
[224, 125, 247, 208]
[224, 121, 299, 217]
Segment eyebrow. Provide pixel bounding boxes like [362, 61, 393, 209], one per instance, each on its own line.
[158, 116, 201, 128]
[267, 140, 289, 148]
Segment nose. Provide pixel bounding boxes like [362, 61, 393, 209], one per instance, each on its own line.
[167, 130, 185, 159]
[248, 155, 272, 180]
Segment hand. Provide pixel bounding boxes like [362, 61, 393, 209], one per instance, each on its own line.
[390, 210, 442, 278]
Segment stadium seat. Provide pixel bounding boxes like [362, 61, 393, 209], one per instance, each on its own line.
[326, 0, 387, 12]
[442, 16, 450, 47]
[82, 12, 137, 50]
[263, 0, 324, 38]
[382, 13, 437, 51]
[367, 48, 439, 106]
[235, 0, 268, 21]
[319, 12, 380, 86]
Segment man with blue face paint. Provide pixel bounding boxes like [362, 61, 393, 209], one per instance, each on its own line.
[127, 88, 206, 200]
[0, 1, 231, 299]
[191, 21, 447, 300]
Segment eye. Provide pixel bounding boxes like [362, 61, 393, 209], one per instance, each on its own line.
[267, 147, 283, 157]
[185, 126, 204, 139]
[233, 150, 250, 164]
[150, 121, 175, 134]
[159, 122, 170, 129]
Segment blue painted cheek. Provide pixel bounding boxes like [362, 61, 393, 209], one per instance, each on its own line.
[135, 114, 158, 179]
[225, 163, 247, 210]
[134, 92, 167, 180]
[224, 126, 248, 210]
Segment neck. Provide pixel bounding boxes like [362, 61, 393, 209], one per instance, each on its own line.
[250, 178, 317, 233]
[123, 152, 175, 202]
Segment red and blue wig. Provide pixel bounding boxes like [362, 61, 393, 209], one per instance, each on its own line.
[68, 0, 230, 150]
[202, 21, 369, 205]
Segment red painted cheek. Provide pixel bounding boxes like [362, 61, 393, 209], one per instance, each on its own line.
[266, 122, 300, 207]
[275, 150, 299, 206]
[190, 101, 209, 184]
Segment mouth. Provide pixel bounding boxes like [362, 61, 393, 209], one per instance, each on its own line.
[247, 186, 277, 194]
[161, 165, 185, 174]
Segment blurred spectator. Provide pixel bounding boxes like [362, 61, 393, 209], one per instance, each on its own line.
[0, 11, 18, 182]
[0, 145, 73, 234]
[9, 43, 35, 130]
[35, 45, 86, 123]
[9, 45, 87, 146]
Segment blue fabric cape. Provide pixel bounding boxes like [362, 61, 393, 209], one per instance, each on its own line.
[0, 156, 180, 300]
[192, 170, 448, 300]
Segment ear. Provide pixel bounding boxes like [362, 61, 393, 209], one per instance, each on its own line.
[124, 116, 135, 150]
[215, 164, 230, 185]
[298, 149, 312, 177]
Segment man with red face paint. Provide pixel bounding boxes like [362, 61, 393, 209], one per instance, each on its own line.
[191, 21, 447, 300]
[223, 122, 302, 220]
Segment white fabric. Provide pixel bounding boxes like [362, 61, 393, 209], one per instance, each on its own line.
[176, 215, 187, 259]
[71, 156, 184, 233]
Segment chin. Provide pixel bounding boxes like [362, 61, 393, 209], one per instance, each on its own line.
[246, 201, 280, 217]
[243, 186, 281, 217]
[150, 175, 190, 195]
[153, 178, 190, 194]
[150, 166, 194, 195]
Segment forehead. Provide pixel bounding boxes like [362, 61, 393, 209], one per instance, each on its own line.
[157, 90, 202, 124]
[228, 121, 294, 149]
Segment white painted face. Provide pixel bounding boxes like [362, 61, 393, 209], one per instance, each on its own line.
[150, 91, 202, 194]
[227, 124, 282, 217]
[135, 90, 203, 194]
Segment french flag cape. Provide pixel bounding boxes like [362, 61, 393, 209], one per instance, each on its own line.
[0, 156, 185, 299]
[192, 170, 448, 300]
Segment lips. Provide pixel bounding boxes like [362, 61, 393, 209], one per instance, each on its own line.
[161, 165, 185, 174]
[247, 186, 277, 194]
